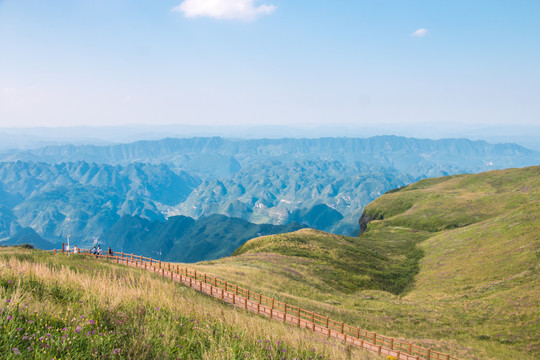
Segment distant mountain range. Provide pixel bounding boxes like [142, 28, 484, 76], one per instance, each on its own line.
[0, 135, 538, 259]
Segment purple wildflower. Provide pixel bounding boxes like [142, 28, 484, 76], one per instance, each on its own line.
[113, 348, 121, 354]
[87, 320, 95, 325]
[5, 299, 11, 303]
[12, 348, 20, 355]
[75, 326, 81, 333]
[6, 315, 13, 320]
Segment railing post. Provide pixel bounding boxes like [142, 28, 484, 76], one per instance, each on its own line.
[131, 253, 133, 261]
[204, 274, 207, 283]
[270, 298, 274, 318]
[283, 303, 287, 322]
[390, 338, 394, 350]
[121, 252, 124, 259]
[360, 339, 363, 348]
[247, 289, 250, 300]
[158, 260, 161, 268]
[235, 284, 238, 295]
[408, 343, 412, 354]
[340, 322, 344, 334]
[224, 281, 227, 291]
[356, 327, 360, 339]
[377, 345, 381, 354]
[427, 348, 431, 360]
[373, 333, 377, 345]
[297, 307, 300, 326]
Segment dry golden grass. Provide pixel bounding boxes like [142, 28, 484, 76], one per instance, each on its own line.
[0, 248, 383, 359]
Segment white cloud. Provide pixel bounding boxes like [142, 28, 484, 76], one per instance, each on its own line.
[411, 28, 428, 37]
[123, 96, 133, 103]
[173, 0, 276, 21]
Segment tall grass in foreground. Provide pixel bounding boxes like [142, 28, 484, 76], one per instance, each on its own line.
[0, 248, 380, 359]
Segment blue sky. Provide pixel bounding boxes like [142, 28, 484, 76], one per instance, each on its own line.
[0, 0, 539, 129]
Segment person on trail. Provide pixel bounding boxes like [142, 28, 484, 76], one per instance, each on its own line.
[73, 245, 79, 254]
[97, 245, 102, 256]
[91, 246, 97, 255]
[108, 247, 113, 256]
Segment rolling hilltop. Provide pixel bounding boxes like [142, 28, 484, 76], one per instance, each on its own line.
[191, 166, 540, 359]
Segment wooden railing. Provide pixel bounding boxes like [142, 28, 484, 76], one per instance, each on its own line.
[52, 246, 460, 360]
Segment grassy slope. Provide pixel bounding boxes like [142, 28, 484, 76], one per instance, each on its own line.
[191, 166, 540, 360]
[0, 247, 380, 360]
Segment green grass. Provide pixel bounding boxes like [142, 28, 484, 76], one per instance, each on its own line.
[192, 166, 540, 360]
[0, 247, 380, 360]
[232, 228, 425, 295]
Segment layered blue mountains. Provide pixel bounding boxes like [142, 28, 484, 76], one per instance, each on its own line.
[0, 135, 538, 261]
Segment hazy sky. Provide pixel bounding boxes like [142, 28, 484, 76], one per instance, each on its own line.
[1, 0, 539, 128]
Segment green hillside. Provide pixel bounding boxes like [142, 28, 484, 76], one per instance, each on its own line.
[192, 166, 540, 360]
[0, 247, 379, 360]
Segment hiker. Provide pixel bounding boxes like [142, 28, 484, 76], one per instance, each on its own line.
[108, 247, 113, 256]
[73, 245, 79, 254]
[91, 246, 97, 255]
[97, 245, 102, 256]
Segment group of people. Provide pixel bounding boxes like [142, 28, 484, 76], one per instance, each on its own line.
[91, 245, 114, 256]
